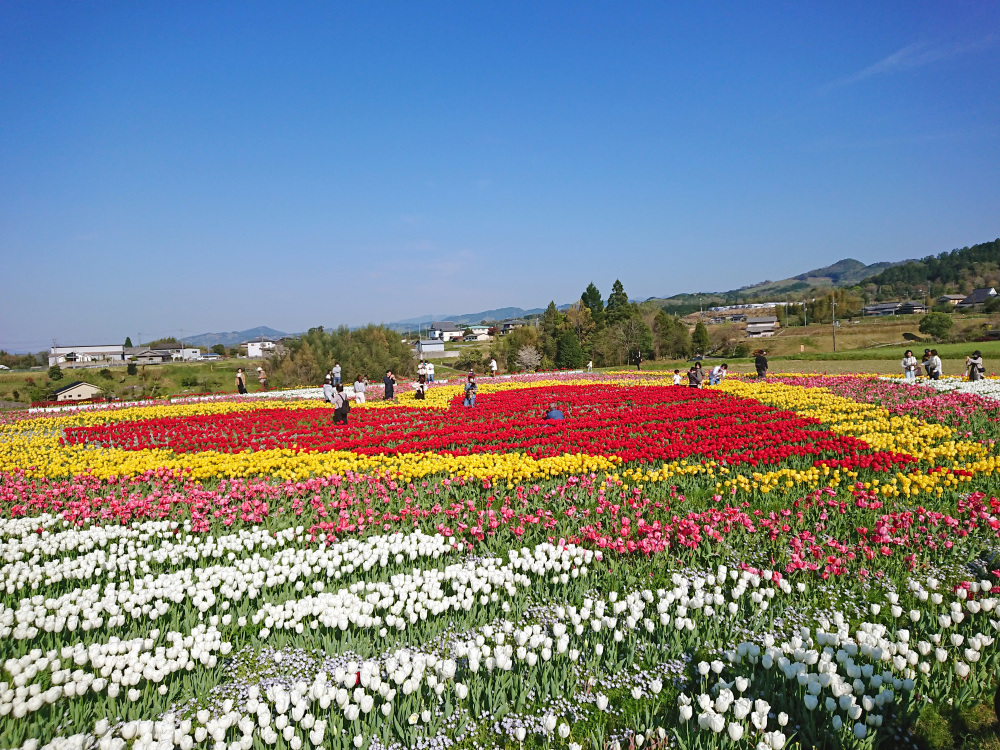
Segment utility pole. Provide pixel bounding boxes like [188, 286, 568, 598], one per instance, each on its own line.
[831, 300, 838, 352]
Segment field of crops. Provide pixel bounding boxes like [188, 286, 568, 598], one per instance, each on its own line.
[3, 371, 1000, 750]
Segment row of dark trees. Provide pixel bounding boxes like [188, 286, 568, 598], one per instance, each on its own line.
[486, 280, 729, 371]
[266, 325, 415, 388]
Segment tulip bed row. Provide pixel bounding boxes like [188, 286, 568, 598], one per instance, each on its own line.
[2, 373, 1000, 749]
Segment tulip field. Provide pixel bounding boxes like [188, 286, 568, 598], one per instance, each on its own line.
[4, 371, 1000, 750]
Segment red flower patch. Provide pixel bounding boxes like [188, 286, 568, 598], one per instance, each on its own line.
[64, 385, 895, 469]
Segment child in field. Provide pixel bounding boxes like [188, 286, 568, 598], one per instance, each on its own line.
[672, 369, 682, 385]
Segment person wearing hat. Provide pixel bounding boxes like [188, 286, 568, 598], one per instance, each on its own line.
[256, 367, 268, 391]
[966, 350, 984, 381]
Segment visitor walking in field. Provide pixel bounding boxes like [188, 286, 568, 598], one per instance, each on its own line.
[256, 367, 268, 390]
[427, 361, 435, 382]
[235, 368, 248, 394]
[754, 351, 768, 379]
[967, 350, 985, 381]
[490, 358, 498, 377]
[463, 373, 477, 407]
[633, 348, 642, 371]
[332, 362, 342, 386]
[353, 374, 367, 404]
[901, 350, 918, 383]
[672, 369, 682, 385]
[383, 371, 396, 401]
[332, 384, 349, 424]
[587, 360, 593, 373]
[322, 376, 335, 405]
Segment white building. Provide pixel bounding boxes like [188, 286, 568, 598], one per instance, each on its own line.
[245, 339, 278, 358]
[49, 345, 124, 367]
[167, 348, 202, 362]
[429, 322, 465, 342]
[746, 316, 779, 338]
[54, 381, 104, 402]
[416, 339, 445, 356]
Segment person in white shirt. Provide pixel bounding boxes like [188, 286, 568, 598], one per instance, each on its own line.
[353, 374, 367, 404]
[672, 369, 682, 385]
[930, 349, 943, 380]
[489, 358, 498, 377]
[587, 360, 593, 373]
[417, 361, 427, 379]
[901, 350, 918, 383]
[709, 363, 727, 386]
[426, 362, 435, 382]
[332, 362, 342, 386]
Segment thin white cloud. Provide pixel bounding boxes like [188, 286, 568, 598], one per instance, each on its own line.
[825, 35, 996, 89]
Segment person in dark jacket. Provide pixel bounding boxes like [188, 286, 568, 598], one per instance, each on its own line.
[332, 384, 349, 424]
[755, 351, 768, 379]
[383, 370, 396, 401]
[687, 363, 705, 387]
[544, 403, 564, 420]
[463, 374, 477, 407]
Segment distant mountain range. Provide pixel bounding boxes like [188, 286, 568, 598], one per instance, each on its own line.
[646, 257, 910, 310]
[183, 257, 912, 345]
[183, 327, 290, 349]
[384, 307, 549, 332]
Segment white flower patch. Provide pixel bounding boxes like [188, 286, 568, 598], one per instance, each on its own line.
[884, 375, 1000, 401]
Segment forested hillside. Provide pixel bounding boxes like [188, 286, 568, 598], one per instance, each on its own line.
[863, 238, 1000, 299]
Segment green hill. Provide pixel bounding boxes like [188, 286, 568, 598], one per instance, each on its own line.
[645, 257, 906, 313]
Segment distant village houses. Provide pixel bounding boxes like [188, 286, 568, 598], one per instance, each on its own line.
[861, 301, 928, 316]
[957, 287, 997, 309]
[50, 344, 205, 367]
[48, 345, 124, 367]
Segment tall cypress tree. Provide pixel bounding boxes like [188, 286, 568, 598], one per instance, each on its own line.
[581, 283, 605, 328]
[605, 280, 631, 325]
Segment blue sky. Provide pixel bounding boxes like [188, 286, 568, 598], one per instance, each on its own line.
[1, 2, 998, 350]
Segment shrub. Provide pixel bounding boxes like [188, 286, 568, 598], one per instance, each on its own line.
[127, 363, 138, 376]
[99, 368, 113, 379]
[919, 312, 954, 341]
[47, 365, 63, 381]
[180, 374, 199, 388]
